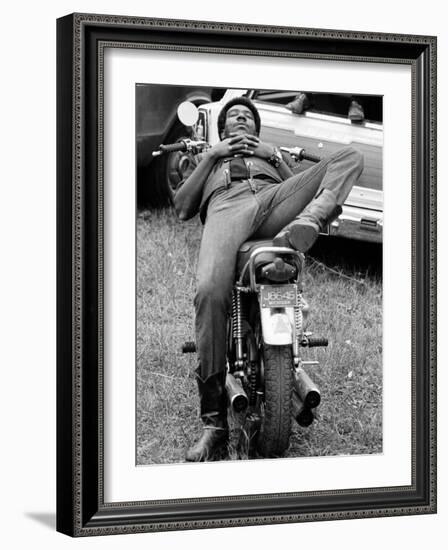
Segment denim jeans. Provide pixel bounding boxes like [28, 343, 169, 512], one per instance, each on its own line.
[194, 146, 364, 381]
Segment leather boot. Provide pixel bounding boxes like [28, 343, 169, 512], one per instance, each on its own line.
[273, 189, 342, 252]
[185, 371, 229, 462]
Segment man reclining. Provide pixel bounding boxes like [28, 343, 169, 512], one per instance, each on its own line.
[174, 96, 364, 461]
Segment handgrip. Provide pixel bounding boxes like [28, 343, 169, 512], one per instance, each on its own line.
[301, 151, 321, 163]
[159, 141, 188, 153]
[280, 146, 321, 164]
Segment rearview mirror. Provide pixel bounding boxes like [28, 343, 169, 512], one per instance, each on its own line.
[177, 101, 199, 127]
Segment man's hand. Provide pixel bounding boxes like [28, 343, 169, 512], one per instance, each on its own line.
[230, 134, 294, 180]
[207, 134, 274, 161]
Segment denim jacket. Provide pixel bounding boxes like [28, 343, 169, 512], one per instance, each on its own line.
[177, 152, 296, 224]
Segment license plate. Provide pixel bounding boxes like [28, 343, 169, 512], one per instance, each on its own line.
[260, 285, 298, 308]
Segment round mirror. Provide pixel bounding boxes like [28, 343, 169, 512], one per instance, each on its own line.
[177, 101, 199, 127]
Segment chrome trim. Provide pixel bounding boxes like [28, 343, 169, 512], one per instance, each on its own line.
[238, 246, 303, 291]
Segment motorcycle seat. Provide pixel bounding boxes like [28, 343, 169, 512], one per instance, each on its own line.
[236, 239, 278, 277]
[236, 239, 304, 284]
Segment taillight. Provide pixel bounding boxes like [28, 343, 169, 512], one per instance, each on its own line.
[260, 257, 297, 282]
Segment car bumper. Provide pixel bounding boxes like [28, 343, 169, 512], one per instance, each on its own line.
[323, 205, 383, 244]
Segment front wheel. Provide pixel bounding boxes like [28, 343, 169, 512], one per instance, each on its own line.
[257, 345, 293, 458]
[148, 121, 192, 207]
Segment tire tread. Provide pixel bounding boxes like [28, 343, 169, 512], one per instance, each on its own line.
[257, 345, 293, 457]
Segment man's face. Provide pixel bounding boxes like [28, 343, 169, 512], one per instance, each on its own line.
[222, 104, 257, 138]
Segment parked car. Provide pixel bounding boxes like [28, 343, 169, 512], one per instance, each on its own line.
[136, 84, 224, 207]
[193, 89, 383, 244]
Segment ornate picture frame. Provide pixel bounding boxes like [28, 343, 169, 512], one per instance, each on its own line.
[56, 13, 436, 536]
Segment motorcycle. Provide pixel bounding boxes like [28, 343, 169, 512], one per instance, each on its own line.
[152, 102, 329, 458]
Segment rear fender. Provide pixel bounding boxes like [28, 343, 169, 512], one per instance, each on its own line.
[260, 307, 295, 345]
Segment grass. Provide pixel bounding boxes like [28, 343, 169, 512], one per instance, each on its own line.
[136, 208, 382, 464]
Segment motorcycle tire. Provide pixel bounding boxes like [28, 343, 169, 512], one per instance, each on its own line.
[257, 344, 293, 458]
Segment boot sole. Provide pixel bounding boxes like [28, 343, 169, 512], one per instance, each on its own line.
[288, 224, 319, 252]
[274, 224, 318, 253]
[185, 434, 229, 462]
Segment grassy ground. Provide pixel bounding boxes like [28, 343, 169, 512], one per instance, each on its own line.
[136, 208, 382, 464]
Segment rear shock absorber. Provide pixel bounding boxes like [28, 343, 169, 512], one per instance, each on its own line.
[293, 293, 303, 366]
[232, 287, 245, 368]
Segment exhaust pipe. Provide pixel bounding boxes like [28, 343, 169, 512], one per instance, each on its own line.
[293, 368, 321, 409]
[226, 373, 249, 412]
[291, 391, 314, 427]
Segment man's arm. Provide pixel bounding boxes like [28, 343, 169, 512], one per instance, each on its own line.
[173, 151, 216, 220]
[174, 135, 254, 220]
[274, 153, 294, 179]
[280, 150, 302, 176]
[240, 135, 294, 180]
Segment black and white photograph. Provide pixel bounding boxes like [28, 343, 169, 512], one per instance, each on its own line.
[136, 84, 383, 465]
[53, 8, 437, 540]
[1, 0, 444, 547]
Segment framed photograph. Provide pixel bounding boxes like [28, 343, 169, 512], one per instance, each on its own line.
[57, 13, 437, 536]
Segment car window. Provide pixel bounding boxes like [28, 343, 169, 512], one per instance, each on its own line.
[252, 90, 299, 105]
[251, 89, 382, 123]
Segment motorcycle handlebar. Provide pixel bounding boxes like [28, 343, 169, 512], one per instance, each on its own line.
[159, 141, 188, 153]
[300, 151, 321, 163]
[153, 141, 322, 162]
[280, 146, 321, 164]
[153, 138, 208, 157]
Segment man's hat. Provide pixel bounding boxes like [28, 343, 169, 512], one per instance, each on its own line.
[217, 96, 261, 139]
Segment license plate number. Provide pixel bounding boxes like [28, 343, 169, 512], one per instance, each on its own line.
[260, 285, 298, 308]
